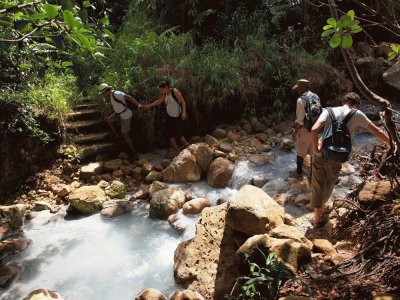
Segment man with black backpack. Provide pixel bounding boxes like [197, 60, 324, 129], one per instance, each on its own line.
[310, 92, 390, 227]
[292, 79, 322, 176]
[99, 83, 142, 157]
[142, 81, 190, 149]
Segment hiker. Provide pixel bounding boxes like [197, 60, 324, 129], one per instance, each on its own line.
[292, 79, 322, 176]
[99, 83, 141, 156]
[142, 81, 190, 149]
[310, 92, 390, 227]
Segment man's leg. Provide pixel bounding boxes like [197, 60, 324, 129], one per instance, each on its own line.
[121, 118, 136, 154]
[295, 128, 310, 175]
[122, 132, 136, 153]
[296, 155, 304, 175]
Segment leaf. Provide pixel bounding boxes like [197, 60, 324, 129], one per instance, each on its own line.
[351, 25, 362, 33]
[329, 33, 342, 48]
[340, 15, 351, 28]
[103, 28, 116, 41]
[43, 4, 60, 20]
[19, 63, 32, 69]
[321, 29, 335, 37]
[93, 52, 106, 59]
[30, 13, 47, 20]
[101, 17, 109, 26]
[323, 24, 333, 30]
[82, 1, 91, 8]
[347, 10, 355, 20]
[390, 43, 400, 52]
[327, 18, 337, 28]
[62, 61, 73, 67]
[63, 10, 76, 29]
[341, 34, 353, 49]
[388, 52, 397, 61]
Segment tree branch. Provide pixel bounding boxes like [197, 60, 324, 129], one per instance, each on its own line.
[0, 1, 41, 15]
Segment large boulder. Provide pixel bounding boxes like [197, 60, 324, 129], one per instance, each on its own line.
[149, 181, 168, 197]
[106, 180, 126, 199]
[135, 288, 167, 300]
[193, 144, 214, 173]
[149, 187, 186, 219]
[183, 198, 212, 215]
[23, 289, 64, 300]
[163, 149, 201, 183]
[359, 180, 392, 202]
[68, 186, 106, 214]
[0, 204, 26, 239]
[237, 234, 311, 273]
[144, 171, 163, 183]
[270, 224, 313, 250]
[174, 203, 239, 299]
[204, 135, 220, 148]
[100, 200, 134, 218]
[226, 185, 285, 235]
[0, 239, 31, 260]
[170, 290, 205, 300]
[207, 158, 235, 188]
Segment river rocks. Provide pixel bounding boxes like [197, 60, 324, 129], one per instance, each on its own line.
[104, 159, 123, 171]
[193, 144, 214, 173]
[0, 204, 26, 239]
[270, 224, 313, 250]
[0, 262, 21, 288]
[80, 162, 104, 179]
[219, 143, 233, 153]
[134, 184, 150, 200]
[226, 185, 285, 235]
[251, 175, 268, 188]
[0, 239, 31, 260]
[183, 198, 211, 215]
[237, 234, 311, 273]
[274, 122, 293, 134]
[100, 200, 134, 218]
[97, 180, 109, 189]
[242, 122, 252, 134]
[207, 158, 235, 188]
[149, 187, 186, 219]
[106, 180, 126, 199]
[281, 138, 295, 150]
[170, 290, 205, 300]
[23, 289, 64, 300]
[32, 201, 58, 213]
[250, 117, 266, 133]
[68, 186, 106, 214]
[212, 128, 227, 139]
[51, 184, 71, 198]
[249, 154, 269, 166]
[174, 203, 239, 299]
[204, 135, 220, 148]
[163, 149, 201, 183]
[279, 296, 311, 300]
[255, 133, 268, 143]
[312, 239, 337, 256]
[359, 180, 392, 202]
[149, 181, 167, 197]
[168, 214, 186, 234]
[135, 288, 167, 300]
[144, 171, 162, 183]
[226, 131, 240, 142]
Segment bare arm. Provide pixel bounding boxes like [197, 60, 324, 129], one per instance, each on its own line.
[311, 121, 324, 155]
[174, 89, 187, 119]
[124, 95, 141, 108]
[146, 96, 164, 109]
[367, 122, 390, 144]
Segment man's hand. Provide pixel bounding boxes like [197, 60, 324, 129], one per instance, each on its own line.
[182, 111, 187, 120]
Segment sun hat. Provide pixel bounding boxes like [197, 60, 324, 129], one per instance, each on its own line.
[98, 83, 111, 94]
[292, 79, 310, 91]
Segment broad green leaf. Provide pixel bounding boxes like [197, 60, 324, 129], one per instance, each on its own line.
[329, 33, 342, 48]
[30, 13, 47, 20]
[83, 1, 91, 8]
[388, 52, 397, 61]
[327, 18, 337, 28]
[321, 29, 335, 37]
[103, 28, 116, 41]
[341, 34, 353, 49]
[63, 10, 76, 29]
[43, 4, 60, 20]
[347, 10, 355, 20]
[19, 63, 32, 69]
[390, 43, 400, 52]
[323, 24, 333, 30]
[62, 61, 73, 67]
[75, 32, 92, 50]
[340, 15, 351, 27]
[351, 25, 362, 33]
[101, 17, 109, 26]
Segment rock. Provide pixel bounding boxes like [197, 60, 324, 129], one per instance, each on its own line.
[149, 181, 167, 197]
[250, 117, 266, 133]
[0, 204, 26, 239]
[228, 153, 238, 162]
[149, 187, 186, 219]
[183, 198, 212, 215]
[170, 290, 205, 300]
[279, 296, 311, 300]
[168, 214, 186, 234]
[132, 167, 143, 180]
[112, 170, 124, 178]
[251, 175, 268, 188]
[270, 224, 313, 250]
[226, 185, 285, 235]
[204, 135, 220, 148]
[161, 159, 171, 168]
[207, 158, 235, 188]
[104, 159, 122, 172]
[134, 184, 150, 200]
[97, 180, 109, 189]
[226, 131, 240, 142]
[242, 123, 252, 134]
[135, 288, 167, 300]
[174, 203, 239, 299]
[249, 154, 269, 166]
[373, 294, 400, 300]
[52, 184, 71, 197]
[359, 180, 392, 202]
[193, 144, 214, 173]
[106, 180, 126, 199]
[214, 150, 226, 158]
[163, 149, 201, 183]
[32, 201, 58, 213]
[255, 133, 268, 143]
[237, 234, 311, 273]
[212, 128, 227, 139]
[312, 239, 337, 256]
[23, 289, 64, 300]
[0, 239, 31, 260]
[190, 136, 204, 144]
[68, 186, 106, 214]
[141, 163, 153, 176]
[294, 193, 311, 205]
[144, 171, 162, 183]
[0, 263, 21, 289]
[100, 200, 134, 218]
[281, 138, 295, 150]
[217, 198, 227, 205]
[118, 152, 129, 160]
[80, 162, 104, 179]
[119, 165, 132, 175]
[219, 143, 233, 153]
[274, 122, 293, 134]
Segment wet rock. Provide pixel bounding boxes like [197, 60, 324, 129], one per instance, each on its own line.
[0, 262, 21, 289]
[226, 185, 285, 235]
[190, 136, 204, 144]
[136, 157, 149, 167]
[80, 162, 104, 179]
[97, 180, 109, 189]
[161, 159, 171, 168]
[226, 131, 240, 142]
[212, 128, 227, 139]
[281, 138, 295, 150]
[219, 143, 233, 153]
[359, 180, 392, 202]
[270, 224, 313, 250]
[251, 175, 268, 188]
[168, 214, 186, 234]
[183, 198, 212, 215]
[204, 135, 220, 148]
[207, 158, 235, 188]
[0, 239, 31, 260]
[153, 162, 164, 172]
[68, 186, 106, 214]
[250, 117, 266, 133]
[214, 150, 226, 158]
[32, 201, 58, 213]
[144, 171, 163, 183]
[149, 181, 167, 197]
[255, 133, 268, 143]
[373, 294, 400, 300]
[217, 198, 228, 205]
[149, 187, 186, 219]
[193, 144, 214, 173]
[274, 122, 293, 134]
[100, 200, 134, 218]
[51, 184, 71, 197]
[249, 154, 269, 166]
[23, 289, 64, 300]
[170, 290, 205, 300]
[312, 239, 337, 256]
[174, 203, 239, 299]
[163, 148, 201, 183]
[119, 165, 132, 175]
[134, 184, 150, 200]
[141, 163, 154, 176]
[132, 167, 143, 181]
[135, 288, 167, 300]
[112, 169, 124, 178]
[237, 234, 311, 273]
[106, 180, 126, 199]
[273, 193, 290, 206]
[294, 193, 311, 205]
[104, 159, 122, 172]
[242, 123, 252, 134]
[0, 204, 26, 239]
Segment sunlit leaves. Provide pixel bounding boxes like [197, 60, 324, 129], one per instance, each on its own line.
[63, 10, 76, 29]
[388, 44, 400, 61]
[43, 4, 60, 20]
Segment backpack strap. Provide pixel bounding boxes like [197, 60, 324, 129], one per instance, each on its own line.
[343, 109, 357, 125]
[300, 95, 311, 113]
[111, 91, 128, 114]
[326, 107, 337, 123]
[170, 88, 181, 107]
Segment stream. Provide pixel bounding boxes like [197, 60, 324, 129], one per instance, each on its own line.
[0, 130, 377, 300]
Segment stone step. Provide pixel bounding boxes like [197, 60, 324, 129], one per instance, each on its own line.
[74, 103, 98, 111]
[71, 132, 114, 145]
[67, 109, 100, 121]
[66, 119, 106, 133]
[79, 142, 117, 159]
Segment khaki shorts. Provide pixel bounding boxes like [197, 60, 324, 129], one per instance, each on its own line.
[120, 117, 132, 133]
[296, 127, 312, 158]
[310, 155, 342, 208]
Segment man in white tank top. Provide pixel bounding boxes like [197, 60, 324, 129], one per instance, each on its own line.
[143, 81, 190, 149]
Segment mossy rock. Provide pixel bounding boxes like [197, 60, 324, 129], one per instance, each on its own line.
[106, 180, 126, 199]
[68, 186, 106, 214]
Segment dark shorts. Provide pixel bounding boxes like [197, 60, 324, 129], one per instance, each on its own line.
[166, 115, 184, 139]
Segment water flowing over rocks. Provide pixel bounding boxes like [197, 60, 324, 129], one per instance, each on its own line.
[67, 185, 106, 214]
[149, 187, 186, 219]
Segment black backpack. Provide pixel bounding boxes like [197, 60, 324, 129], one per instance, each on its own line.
[302, 92, 322, 131]
[111, 90, 137, 113]
[322, 108, 357, 163]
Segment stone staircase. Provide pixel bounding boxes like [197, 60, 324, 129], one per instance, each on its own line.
[66, 99, 118, 160]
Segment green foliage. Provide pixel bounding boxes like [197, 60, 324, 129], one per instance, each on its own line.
[226, 248, 313, 300]
[322, 10, 362, 49]
[388, 44, 400, 61]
